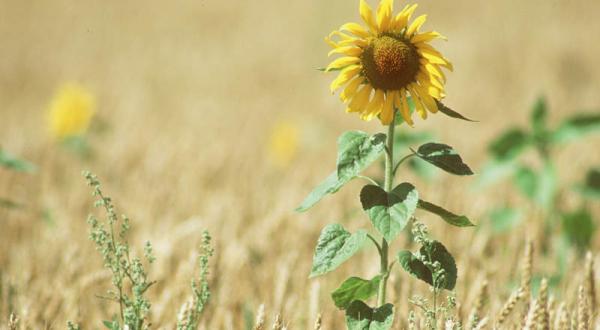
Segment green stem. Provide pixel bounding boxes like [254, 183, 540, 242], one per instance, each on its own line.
[377, 115, 396, 307]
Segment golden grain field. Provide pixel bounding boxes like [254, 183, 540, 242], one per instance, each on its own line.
[1, 0, 600, 329]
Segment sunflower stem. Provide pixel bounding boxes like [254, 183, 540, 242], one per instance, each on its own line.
[377, 114, 396, 307]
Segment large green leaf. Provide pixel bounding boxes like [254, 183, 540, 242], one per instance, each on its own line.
[414, 143, 473, 176]
[417, 199, 474, 227]
[398, 241, 457, 290]
[337, 131, 387, 182]
[360, 183, 418, 242]
[296, 131, 386, 212]
[488, 128, 531, 161]
[296, 172, 347, 212]
[331, 276, 381, 310]
[561, 208, 595, 252]
[551, 113, 600, 144]
[310, 224, 368, 277]
[345, 301, 394, 330]
[0, 149, 36, 173]
[436, 101, 477, 122]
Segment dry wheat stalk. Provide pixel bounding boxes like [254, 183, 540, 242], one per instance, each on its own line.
[523, 299, 539, 330]
[468, 280, 488, 330]
[555, 303, 570, 330]
[578, 285, 589, 330]
[272, 314, 283, 330]
[496, 288, 524, 328]
[537, 278, 549, 330]
[585, 252, 597, 315]
[473, 317, 488, 330]
[8, 313, 19, 330]
[254, 304, 266, 330]
[313, 313, 322, 330]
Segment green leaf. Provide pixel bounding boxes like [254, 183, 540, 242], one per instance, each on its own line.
[551, 113, 600, 144]
[397, 241, 457, 290]
[561, 208, 595, 252]
[408, 158, 438, 181]
[414, 143, 473, 176]
[310, 224, 368, 277]
[513, 166, 538, 200]
[417, 199, 474, 227]
[360, 183, 418, 242]
[531, 96, 548, 135]
[296, 172, 347, 212]
[577, 168, 600, 199]
[345, 301, 394, 330]
[0, 149, 36, 173]
[536, 162, 557, 209]
[436, 101, 477, 122]
[331, 276, 381, 310]
[337, 131, 387, 183]
[473, 160, 518, 189]
[296, 131, 387, 212]
[102, 320, 120, 330]
[488, 128, 531, 161]
[488, 207, 522, 233]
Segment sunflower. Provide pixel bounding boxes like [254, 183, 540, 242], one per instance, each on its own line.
[325, 0, 452, 126]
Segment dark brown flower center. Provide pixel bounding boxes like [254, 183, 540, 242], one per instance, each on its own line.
[361, 34, 420, 90]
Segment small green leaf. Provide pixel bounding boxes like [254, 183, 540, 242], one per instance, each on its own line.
[360, 183, 419, 242]
[102, 320, 119, 330]
[0, 149, 36, 173]
[531, 96, 548, 135]
[417, 199, 474, 227]
[436, 101, 477, 122]
[345, 301, 394, 330]
[310, 224, 368, 277]
[488, 128, 531, 161]
[561, 208, 595, 252]
[551, 113, 600, 144]
[577, 168, 600, 199]
[414, 143, 473, 176]
[331, 276, 381, 310]
[514, 166, 537, 200]
[337, 131, 387, 183]
[398, 241, 457, 290]
[488, 207, 522, 233]
[296, 172, 347, 212]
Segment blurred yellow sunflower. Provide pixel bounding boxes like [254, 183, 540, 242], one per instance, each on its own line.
[326, 0, 452, 126]
[47, 83, 96, 140]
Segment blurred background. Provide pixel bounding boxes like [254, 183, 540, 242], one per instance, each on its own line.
[1, 0, 599, 328]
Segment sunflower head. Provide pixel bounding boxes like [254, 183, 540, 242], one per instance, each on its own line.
[47, 83, 96, 140]
[326, 0, 453, 126]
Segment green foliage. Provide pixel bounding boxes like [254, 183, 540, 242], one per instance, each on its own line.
[414, 143, 474, 176]
[488, 207, 522, 233]
[345, 301, 394, 330]
[84, 171, 156, 330]
[360, 183, 418, 243]
[310, 224, 368, 277]
[296, 131, 386, 212]
[561, 207, 595, 253]
[550, 113, 600, 144]
[398, 223, 457, 290]
[578, 168, 600, 199]
[417, 199, 474, 227]
[435, 101, 477, 122]
[177, 230, 214, 330]
[0, 149, 35, 172]
[331, 276, 381, 310]
[488, 128, 530, 161]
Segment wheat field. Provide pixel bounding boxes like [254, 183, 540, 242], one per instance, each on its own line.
[1, 0, 600, 328]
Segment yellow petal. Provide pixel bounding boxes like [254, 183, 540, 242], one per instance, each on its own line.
[348, 84, 373, 111]
[341, 76, 364, 102]
[324, 36, 338, 48]
[360, 0, 378, 33]
[419, 53, 450, 68]
[411, 31, 447, 43]
[398, 90, 414, 126]
[328, 46, 363, 57]
[407, 85, 427, 119]
[424, 63, 446, 83]
[406, 14, 427, 36]
[340, 22, 371, 38]
[330, 65, 362, 93]
[417, 71, 444, 90]
[414, 84, 438, 113]
[326, 56, 360, 72]
[364, 89, 385, 120]
[380, 91, 395, 124]
[391, 4, 418, 30]
[376, 0, 393, 32]
[338, 38, 369, 48]
[418, 46, 453, 71]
